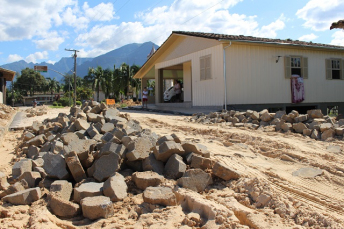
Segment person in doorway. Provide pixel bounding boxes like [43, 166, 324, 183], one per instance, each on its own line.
[142, 87, 148, 109]
[174, 80, 181, 102]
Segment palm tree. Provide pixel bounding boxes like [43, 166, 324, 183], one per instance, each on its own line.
[102, 68, 113, 99]
[129, 65, 141, 99]
[87, 66, 105, 102]
[46, 77, 59, 95]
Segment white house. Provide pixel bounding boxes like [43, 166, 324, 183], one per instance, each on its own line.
[134, 31, 344, 115]
[0, 67, 15, 104]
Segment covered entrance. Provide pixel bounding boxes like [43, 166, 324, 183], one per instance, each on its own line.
[0, 67, 16, 104]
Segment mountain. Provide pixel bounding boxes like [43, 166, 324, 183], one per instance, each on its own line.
[0, 41, 158, 82]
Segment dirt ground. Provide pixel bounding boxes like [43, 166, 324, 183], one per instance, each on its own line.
[0, 106, 344, 228]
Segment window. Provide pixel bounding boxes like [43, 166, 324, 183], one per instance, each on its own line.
[284, 56, 308, 79]
[200, 55, 211, 80]
[326, 59, 343, 80]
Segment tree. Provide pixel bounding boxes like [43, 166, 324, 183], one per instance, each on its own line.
[15, 68, 46, 96]
[46, 77, 60, 95]
[129, 65, 141, 99]
[85, 66, 105, 102]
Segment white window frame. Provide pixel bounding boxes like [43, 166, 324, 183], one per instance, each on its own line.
[200, 55, 211, 81]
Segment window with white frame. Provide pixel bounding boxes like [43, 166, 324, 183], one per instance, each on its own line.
[200, 55, 211, 80]
[284, 56, 308, 79]
[326, 59, 343, 80]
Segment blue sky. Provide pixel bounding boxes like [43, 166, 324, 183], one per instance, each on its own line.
[0, 0, 343, 66]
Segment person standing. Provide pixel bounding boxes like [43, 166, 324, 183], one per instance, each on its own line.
[142, 87, 148, 109]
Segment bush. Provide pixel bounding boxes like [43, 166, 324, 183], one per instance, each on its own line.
[58, 103, 62, 106]
[53, 101, 58, 106]
[76, 101, 82, 106]
[59, 97, 72, 106]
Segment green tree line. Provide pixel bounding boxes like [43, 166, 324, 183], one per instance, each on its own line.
[7, 63, 141, 105]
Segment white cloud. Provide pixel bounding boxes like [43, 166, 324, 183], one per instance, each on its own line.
[330, 30, 344, 46]
[7, 54, 23, 63]
[33, 31, 65, 51]
[83, 2, 114, 21]
[296, 0, 344, 31]
[75, 0, 285, 57]
[46, 60, 57, 64]
[25, 51, 49, 63]
[298, 33, 318, 41]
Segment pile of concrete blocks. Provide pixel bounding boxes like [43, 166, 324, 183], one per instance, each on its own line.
[0, 101, 241, 222]
[25, 106, 48, 117]
[188, 109, 344, 141]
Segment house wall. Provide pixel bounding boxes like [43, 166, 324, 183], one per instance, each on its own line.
[0, 92, 3, 104]
[226, 42, 344, 105]
[156, 43, 224, 106]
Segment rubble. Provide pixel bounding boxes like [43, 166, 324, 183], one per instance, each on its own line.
[186, 109, 343, 141]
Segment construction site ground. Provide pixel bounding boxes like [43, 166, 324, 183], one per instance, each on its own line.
[0, 106, 343, 228]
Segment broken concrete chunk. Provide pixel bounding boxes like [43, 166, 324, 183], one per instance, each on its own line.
[98, 142, 126, 158]
[212, 162, 241, 180]
[143, 186, 177, 206]
[25, 134, 45, 147]
[81, 196, 114, 220]
[190, 154, 215, 170]
[321, 129, 335, 141]
[156, 135, 174, 146]
[319, 123, 333, 133]
[132, 171, 164, 190]
[163, 154, 186, 179]
[27, 146, 39, 159]
[307, 109, 324, 119]
[101, 123, 115, 134]
[63, 139, 96, 161]
[293, 123, 308, 134]
[0, 172, 10, 190]
[104, 108, 120, 122]
[60, 132, 80, 145]
[103, 173, 127, 201]
[50, 180, 73, 201]
[3, 187, 41, 205]
[12, 159, 32, 179]
[177, 169, 213, 192]
[74, 119, 90, 131]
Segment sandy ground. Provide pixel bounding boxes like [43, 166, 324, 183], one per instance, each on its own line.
[0, 107, 344, 228]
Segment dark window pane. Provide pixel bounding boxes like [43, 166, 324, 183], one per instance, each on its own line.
[332, 70, 340, 79]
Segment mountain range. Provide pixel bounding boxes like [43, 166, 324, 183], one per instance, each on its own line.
[0, 42, 158, 82]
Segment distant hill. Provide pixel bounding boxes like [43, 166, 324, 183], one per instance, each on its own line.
[1, 42, 158, 82]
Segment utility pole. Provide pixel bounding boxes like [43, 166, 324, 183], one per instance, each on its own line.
[65, 49, 79, 107]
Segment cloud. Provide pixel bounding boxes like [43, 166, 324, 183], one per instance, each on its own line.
[75, 0, 285, 57]
[298, 33, 318, 41]
[7, 54, 23, 63]
[83, 2, 114, 21]
[330, 30, 344, 46]
[46, 60, 57, 64]
[296, 0, 344, 31]
[25, 51, 49, 63]
[33, 31, 65, 51]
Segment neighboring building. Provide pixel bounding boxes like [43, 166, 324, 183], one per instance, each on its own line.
[0, 67, 15, 104]
[134, 31, 344, 114]
[23, 94, 62, 106]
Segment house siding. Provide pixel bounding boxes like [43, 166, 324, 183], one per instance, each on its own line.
[226, 43, 344, 105]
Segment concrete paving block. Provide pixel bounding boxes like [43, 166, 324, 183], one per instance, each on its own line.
[25, 134, 46, 147]
[104, 108, 120, 122]
[27, 146, 39, 159]
[81, 196, 114, 220]
[154, 141, 185, 162]
[51, 140, 64, 154]
[23, 132, 35, 141]
[182, 142, 210, 158]
[293, 123, 308, 134]
[143, 187, 177, 206]
[177, 169, 213, 192]
[190, 154, 215, 170]
[156, 135, 174, 146]
[126, 137, 153, 161]
[12, 158, 32, 179]
[93, 153, 121, 182]
[101, 132, 114, 143]
[0, 171, 9, 190]
[98, 142, 126, 158]
[3, 187, 41, 205]
[111, 128, 126, 140]
[101, 123, 115, 134]
[65, 151, 87, 183]
[142, 153, 164, 175]
[48, 194, 81, 218]
[73, 182, 103, 203]
[74, 119, 90, 131]
[90, 105, 102, 114]
[212, 161, 241, 180]
[50, 180, 73, 201]
[63, 139, 97, 161]
[103, 173, 127, 201]
[321, 129, 335, 141]
[163, 154, 186, 179]
[121, 136, 136, 147]
[132, 171, 164, 190]
[61, 132, 80, 145]
[18, 171, 42, 188]
[42, 153, 69, 180]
